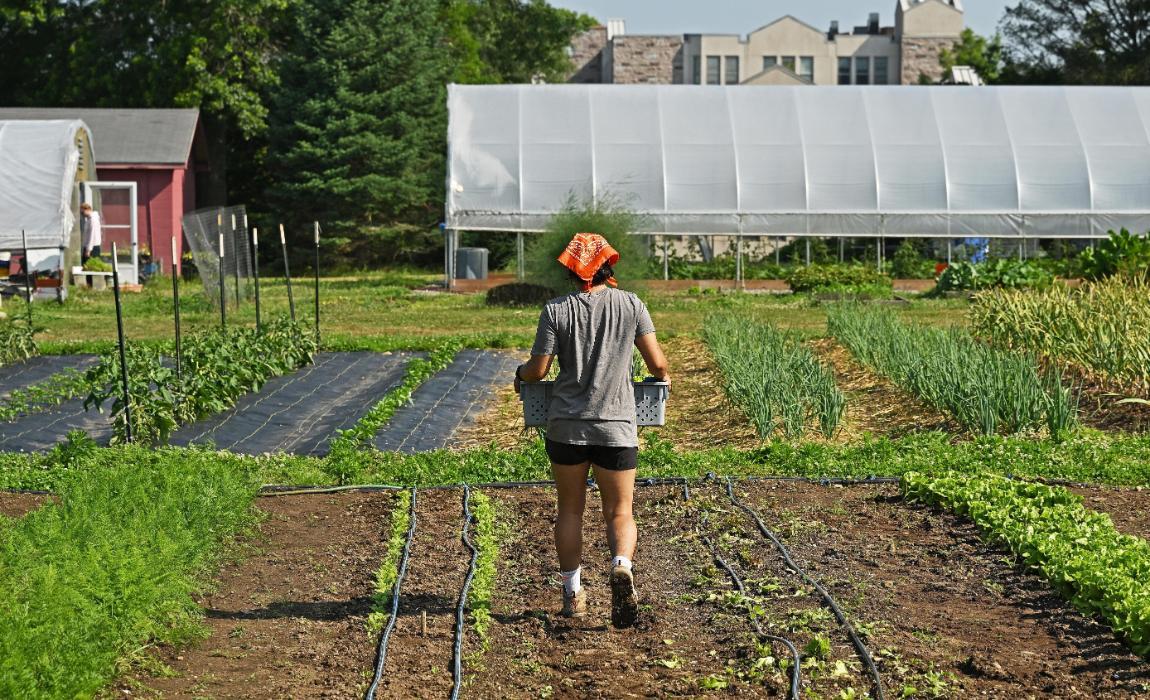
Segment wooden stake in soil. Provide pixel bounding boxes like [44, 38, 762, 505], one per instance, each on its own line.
[279, 223, 296, 322]
[421, 610, 428, 637]
[111, 242, 133, 443]
[313, 221, 320, 345]
[171, 235, 182, 382]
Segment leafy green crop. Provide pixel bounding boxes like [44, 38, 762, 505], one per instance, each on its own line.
[0, 367, 89, 422]
[784, 264, 892, 297]
[935, 259, 1054, 292]
[903, 471, 1150, 657]
[83, 316, 316, 445]
[0, 444, 258, 697]
[368, 489, 411, 633]
[704, 314, 844, 440]
[828, 304, 1076, 436]
[1077, 229, 1150, 282]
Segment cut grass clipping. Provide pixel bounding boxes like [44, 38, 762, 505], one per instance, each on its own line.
[368, 489, 413, 633]
[0, 445, 258, 698]
[827, 304, 1076, 436]
[703, 313, 844, 440]
[903, 471, 1150, 658]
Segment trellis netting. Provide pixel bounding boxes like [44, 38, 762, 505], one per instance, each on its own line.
[446, 85, 1150, 238]
[182, 205, 253, 306]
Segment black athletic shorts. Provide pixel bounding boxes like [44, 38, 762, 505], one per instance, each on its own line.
[545, 438, 638, 471]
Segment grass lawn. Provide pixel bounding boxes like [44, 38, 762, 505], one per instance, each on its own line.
[26, 270, 969, 353]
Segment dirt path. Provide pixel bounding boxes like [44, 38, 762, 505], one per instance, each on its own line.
[374, 489, 471, 699]
[127, 492, 393, 699]
[1070, 486, 1150, 540]
[736, 482, 1150, 698]
[0, 491, 47, 519]
[466, 486, 753, 698]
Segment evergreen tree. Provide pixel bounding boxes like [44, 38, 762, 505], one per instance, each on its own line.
[267, 0, 450, 232]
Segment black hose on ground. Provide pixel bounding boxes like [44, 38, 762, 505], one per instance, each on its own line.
[724, 478, 886, 700]
[365, 488, 418, 700]
[685, 483, 801, 700]
[451, 485, 480, 700]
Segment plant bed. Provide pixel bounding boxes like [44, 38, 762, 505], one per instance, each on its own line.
[121, 492, 395, 698]
[1069, 486, 1150, 541]
[0, 491, 48, 519]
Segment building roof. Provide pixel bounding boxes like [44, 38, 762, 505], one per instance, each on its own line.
[0, 107, 199, 166]
[900, 0, 964, 13]
[747, 14, 827, 39]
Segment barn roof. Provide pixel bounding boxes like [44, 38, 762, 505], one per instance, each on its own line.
[0, 107, 199, 166]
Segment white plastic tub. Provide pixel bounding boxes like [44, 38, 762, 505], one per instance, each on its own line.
[519, 380, 669, 427]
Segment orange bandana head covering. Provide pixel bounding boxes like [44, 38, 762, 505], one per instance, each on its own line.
[558, 233, 620, 292]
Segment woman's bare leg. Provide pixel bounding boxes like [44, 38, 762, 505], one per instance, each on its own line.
[551, 462, 590, 571]
[592, 465, 636, 561]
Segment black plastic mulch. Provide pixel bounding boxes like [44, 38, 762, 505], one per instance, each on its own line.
[0, 355, 97, 401]
[0, 400, 112, 453]
[373, 350, 520, 453]
[168, 351, 419, 456]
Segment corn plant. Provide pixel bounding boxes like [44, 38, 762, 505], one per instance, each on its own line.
[703, 314, 844, 440]
[970, 276, 1150, 396]
[827, 304, 1076, 436]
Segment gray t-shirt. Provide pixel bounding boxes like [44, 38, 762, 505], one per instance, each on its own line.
[531, 288, 656, 447]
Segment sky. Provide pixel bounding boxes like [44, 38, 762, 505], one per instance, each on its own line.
[552, 1, 1010, 38]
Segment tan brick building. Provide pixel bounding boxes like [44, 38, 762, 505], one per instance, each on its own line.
[568, 0, 963, 86]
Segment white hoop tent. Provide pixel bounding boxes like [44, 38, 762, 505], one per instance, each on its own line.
[0, 119, 95, 278]
[447, 85, 1150, 239]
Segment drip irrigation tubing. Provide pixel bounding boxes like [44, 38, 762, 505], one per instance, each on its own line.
[257, 475, 899, 497]
[684, 483, 802, 700]
[451, 485, 480, 700]
[365, 488, 418, 700]
[723, 477, 887, 700]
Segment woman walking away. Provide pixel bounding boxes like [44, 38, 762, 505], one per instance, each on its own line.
[515, 232, 670, 628]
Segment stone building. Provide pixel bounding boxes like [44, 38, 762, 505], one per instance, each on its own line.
[568, 0, 963, 86]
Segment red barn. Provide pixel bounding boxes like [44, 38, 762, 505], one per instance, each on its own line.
[0, 107, 206, 274]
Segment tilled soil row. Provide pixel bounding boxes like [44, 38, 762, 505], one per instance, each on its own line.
[736, 481, 1150, 698]
[1069, 486, 1150, 541]
[126, 492, 394, 699]
[0, 491, 48, 519]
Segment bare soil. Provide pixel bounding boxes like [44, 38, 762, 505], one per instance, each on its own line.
[1073, 375, 1150, 433]
[124, 492, 393, 699]
[0, 491, 47, 519]
[1070, 486, 1150, 540]
[735, 481, 1150, 698]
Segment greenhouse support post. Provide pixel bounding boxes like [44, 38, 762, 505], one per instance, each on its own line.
[805, 239, 811, 266]
[20, 229, 32, 323]
[516, 232, 524, 281]
[662, 236, 669, 280]
[735, 235, 743, 286]
[171, 235, 182, 382]
[218, 230, 227, 329]
[947, 239, 952, 265]
[111, 242, 133, 443]
[280, 224, 296, 322]
[775, 236, 780, 265]
[839, 237, 845, 263]
[252, 228, 262, 332]
[313, 222, 321, 345]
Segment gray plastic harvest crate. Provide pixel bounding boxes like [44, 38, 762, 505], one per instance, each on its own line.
[519, 381, 669, 427]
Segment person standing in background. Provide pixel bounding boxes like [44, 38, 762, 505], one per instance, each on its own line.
[80, 202, 102, 265]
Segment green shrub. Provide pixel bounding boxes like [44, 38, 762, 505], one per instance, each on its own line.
[485, 282, 557, 307]
[81, 257, 112, 272]
[890, 239, 936, 279]
[1077, 229, 1150, 281]
[0, 445, 258, 698]
[0, 318, 37, 367]
[784, 264, 892, 296]
[935, 259, 1053, 292]
[524, 194, 650, 294]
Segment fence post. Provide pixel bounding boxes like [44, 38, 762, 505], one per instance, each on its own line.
[111, 242, 133, 443]
[313, 221, 321, 346]
[218, 229, 227, 328]
[231, 213, 241, 307]
[252, 227, 262, 332]
[171, 235, 182, 382]
[280, 223, 296, 321]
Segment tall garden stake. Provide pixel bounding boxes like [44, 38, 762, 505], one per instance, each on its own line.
[171, 236, 182, 382]
[111, 242, 133, 443]
[280, 223, 296, 321]
[218, 229, 227, 328]
[232, 213, 241, 308]
[313, 221, 321, 345]
[252, 227, 262, 332]
[20, 229, 32, 324]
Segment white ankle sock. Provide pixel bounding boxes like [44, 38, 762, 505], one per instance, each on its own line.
[561, 567, 582, 595]
[611, 555, 633, 570]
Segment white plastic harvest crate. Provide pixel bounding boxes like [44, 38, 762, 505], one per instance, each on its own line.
[519, 381, 669, 427]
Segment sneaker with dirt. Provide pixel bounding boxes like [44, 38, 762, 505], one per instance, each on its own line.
[562, 586, 588, 618]
[610, 565, 638, 628]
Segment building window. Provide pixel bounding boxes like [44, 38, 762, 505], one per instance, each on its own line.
[706, 56, 721, 84]
[873, 56, 889, 85]
[725, 56, 739, 84]
[781, 56, 796, 73]
[838, 57, 852, 84]
[799, 56, 814, 82]
[763, 56, 777, 71]
[692, 55, 701, 84]
[855, 57, 870, 85]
